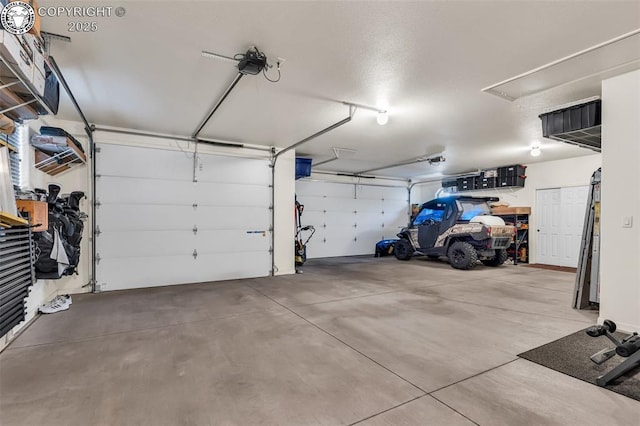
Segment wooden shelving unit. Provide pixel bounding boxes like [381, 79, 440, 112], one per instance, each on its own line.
[0, 53, 54, 119]
[493, 207, 531, 265]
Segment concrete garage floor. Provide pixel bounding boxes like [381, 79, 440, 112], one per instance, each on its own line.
[2, 257, 639, 425]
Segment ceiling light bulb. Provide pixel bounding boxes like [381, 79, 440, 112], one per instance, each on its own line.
[376, 111, 389, 125]
[530, 146, 541, 157]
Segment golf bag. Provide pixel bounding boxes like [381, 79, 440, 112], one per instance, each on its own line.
[33, 184, 86, 279]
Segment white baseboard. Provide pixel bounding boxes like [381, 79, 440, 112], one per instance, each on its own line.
[597, 316, 640, 333]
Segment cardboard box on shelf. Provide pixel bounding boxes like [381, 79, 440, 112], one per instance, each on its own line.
[22, 33, 45, 76]
[0, 30, 33, 82]
[16, 199, 47, 231]
[30, 66, 45, 95]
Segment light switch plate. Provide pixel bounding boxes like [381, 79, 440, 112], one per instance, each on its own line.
[623, 216, 633, 228]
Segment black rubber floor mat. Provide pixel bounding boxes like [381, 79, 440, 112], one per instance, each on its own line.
[518, 328, 640, 401]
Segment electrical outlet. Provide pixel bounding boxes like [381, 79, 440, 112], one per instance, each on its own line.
[623, 216, 633, 228]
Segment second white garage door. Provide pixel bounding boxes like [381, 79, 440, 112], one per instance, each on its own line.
[296, 180, 409, 258]
[95, 143, 271, 291]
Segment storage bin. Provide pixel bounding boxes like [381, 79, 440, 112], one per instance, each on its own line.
[497, 175, 526, 188]
[295, 157, 312, 180]
[498, 165, 526, 177]
[479, 177, 496, 189]
[457, 176, 477, 191]
[539, 99, 601, 137]
[441, 178, 457, 188]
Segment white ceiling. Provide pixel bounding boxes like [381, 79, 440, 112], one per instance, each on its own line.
[40, 1, 640, 179]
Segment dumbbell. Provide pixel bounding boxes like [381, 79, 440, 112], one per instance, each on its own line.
[586, 319, 616, 337]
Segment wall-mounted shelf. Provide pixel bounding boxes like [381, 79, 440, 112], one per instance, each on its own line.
[0, 52, 54, 120]
[0, 81, 38, 121]
[31, 128, 87, 176]
[443, 165, 527, 193]
[34, 145, 86, 176]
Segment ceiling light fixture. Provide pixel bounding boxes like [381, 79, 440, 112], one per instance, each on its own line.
[342, 101, 389, 126]
[530, 145, 541, 157]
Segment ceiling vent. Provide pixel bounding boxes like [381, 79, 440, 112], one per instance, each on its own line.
[539, 98, 601, 152]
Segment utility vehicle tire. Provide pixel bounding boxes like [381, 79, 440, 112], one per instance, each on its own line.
[394, 239, 414, 261]
[481, 249, 508, 267]
[447, 241, 478, 270]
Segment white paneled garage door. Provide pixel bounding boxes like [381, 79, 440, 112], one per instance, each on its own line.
[296, 180, 408, 258]
[95, 143, 271, 291]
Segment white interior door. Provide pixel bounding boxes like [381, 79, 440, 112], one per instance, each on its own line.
[296, 181, 408, 258]
[95, 143, 271, 291]
[536, 188, 562, 265]
[536, 186, 588, 267]
[559, 186, 589, 267]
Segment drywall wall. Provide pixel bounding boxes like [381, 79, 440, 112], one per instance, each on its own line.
[411, 180, 444, 205]
[419, 154, 601, 264]
[274, 150, 295, 275]
[1, 118, 91, 351]
[600, 70, 640, 333]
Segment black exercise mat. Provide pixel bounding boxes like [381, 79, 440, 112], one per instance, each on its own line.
[518, 328, 640, 401]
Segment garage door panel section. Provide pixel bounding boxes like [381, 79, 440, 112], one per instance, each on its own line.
[96, 144, 193, 179]
[96, 254, 268, 291]
[308, 230, 357, 258]
[195, 182, 270, 207]
[97, 204, 194, 232]
[296, 181, 353, 198]
[296, 180, 408, 258]
[96, 143, 271, 290]
[197, 156, 270, 184]
[98, 231, 195, 258]
[97, 256, 199, 291]
[195, 230, 270, 254]
[359, 185, 407, 201]
[194, 206, 269, 230]
[98, 176, 196, 205]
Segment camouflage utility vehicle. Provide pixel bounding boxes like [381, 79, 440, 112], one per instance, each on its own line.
[395, 196, 515, 270]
